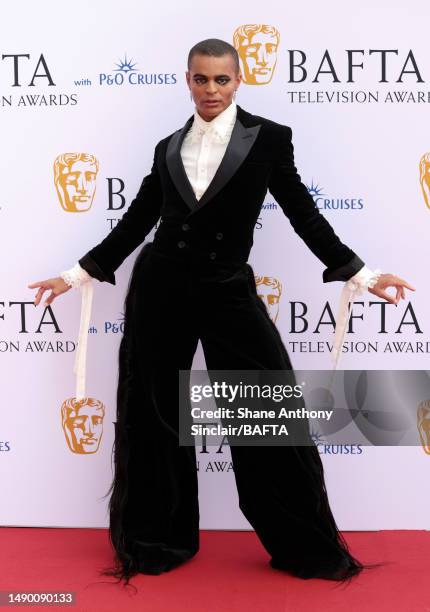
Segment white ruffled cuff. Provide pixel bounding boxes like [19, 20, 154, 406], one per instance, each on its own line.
[331, 266, 382, 368]
[343, 265, 381, 293]
[60, 263, 92, 288]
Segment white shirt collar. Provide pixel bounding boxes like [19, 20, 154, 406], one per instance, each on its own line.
[190, 100, 237, 142]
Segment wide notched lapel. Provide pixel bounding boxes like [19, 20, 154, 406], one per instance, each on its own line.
[192, 119, 261, 214]
[165, 115, 197, 210]
[165, 107, 261, 213]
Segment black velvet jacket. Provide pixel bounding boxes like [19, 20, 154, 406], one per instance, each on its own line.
[79, 104, 364, 284]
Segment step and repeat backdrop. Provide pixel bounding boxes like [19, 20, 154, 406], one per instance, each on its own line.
[1, 0, 429, 530]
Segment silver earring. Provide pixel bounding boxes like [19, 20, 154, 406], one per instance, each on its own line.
[233, 90, 237, 100]
[190, 91, 193, 101]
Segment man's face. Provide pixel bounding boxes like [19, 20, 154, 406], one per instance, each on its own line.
[57, 160, 97, 212]
[238, 31, 278, 85]
[186, 54, 241, 122]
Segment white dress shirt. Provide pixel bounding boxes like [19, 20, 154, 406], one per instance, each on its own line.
[180, 100, 237, 200]
[61, 102, 380, 397]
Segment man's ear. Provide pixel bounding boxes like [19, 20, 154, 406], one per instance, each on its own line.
[185, 70, 190, 87]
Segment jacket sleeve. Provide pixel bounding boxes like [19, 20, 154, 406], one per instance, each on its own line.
[267, 126, 365, 282]
[78, 141, 163, 285]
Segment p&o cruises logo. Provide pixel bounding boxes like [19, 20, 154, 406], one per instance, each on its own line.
[306, 179, 364, 212]
[98, 54, 177, 87]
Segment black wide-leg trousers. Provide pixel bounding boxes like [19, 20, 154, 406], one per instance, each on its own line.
[107, 242, 361, 579]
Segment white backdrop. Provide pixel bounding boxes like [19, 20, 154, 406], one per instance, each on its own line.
[0, 0, 428, 530]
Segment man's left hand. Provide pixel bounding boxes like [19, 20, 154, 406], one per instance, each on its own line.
[368, 273, 415, 305]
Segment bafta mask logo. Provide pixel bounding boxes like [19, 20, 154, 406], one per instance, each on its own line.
[417, 400, 430, 455]
[255, 275, 282, 322]
[419, 152, 430, 210]
[61, 397, 105, 454]
[233, 24, 280, 85]
[54, 153, 99, 212]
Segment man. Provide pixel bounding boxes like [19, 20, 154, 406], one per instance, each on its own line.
[29, 39, 413, 584]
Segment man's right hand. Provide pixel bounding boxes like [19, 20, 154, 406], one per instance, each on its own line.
[28, 277, 71, 306]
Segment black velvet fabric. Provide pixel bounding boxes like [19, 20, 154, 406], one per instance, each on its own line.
[100, 242, 382, 585]
[79, 104, 364, 286]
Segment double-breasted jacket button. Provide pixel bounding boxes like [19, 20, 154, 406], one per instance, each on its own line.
[177, 240, 186, 248]
[182, 223, 190, 231]
[215, 232, 223, 240]
[209, 252, 217, 260]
